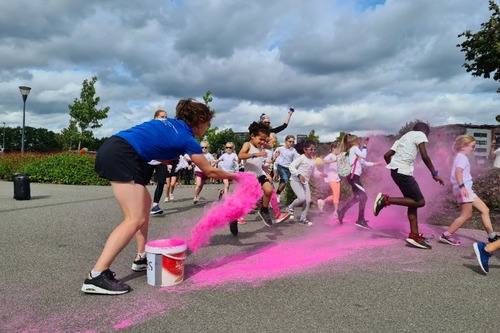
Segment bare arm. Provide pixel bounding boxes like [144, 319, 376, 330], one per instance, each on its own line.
[384, 150, 395, 164]
[190, 154, 237, 180]
[418, 142, 444, 185]
[238, 142, 266, 160]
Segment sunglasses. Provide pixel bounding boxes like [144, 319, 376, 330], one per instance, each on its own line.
[287, 140, 295, 143]
[201, 146, 208, 149]
[305, 148, 316, 152]
[263, 121, 271, 125]
[225, 147, 233, 149]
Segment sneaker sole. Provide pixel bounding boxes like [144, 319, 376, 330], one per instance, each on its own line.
[275, 214, 291, 224]
[257, 211, 273, 227]
[438, 238, 461, 246]
[473, 243, 488, 274]
[81, 283, 130, 295]
[405, 238, 432, 249]
[229, 221, 238, 236]
[373, 193, 383, 216]
[131, 264, 147, 272]
[355, 223, 371, 230]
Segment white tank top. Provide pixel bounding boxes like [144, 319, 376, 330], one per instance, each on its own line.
[243, 143, 265, 177]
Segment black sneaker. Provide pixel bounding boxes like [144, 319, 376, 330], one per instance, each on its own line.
[355, 220, 370, 229]
[81, 269, 131, 295]
[373, 193, 387, 216]
[229, 221, 238, 236]
[258, 207, 273, 227]
[131, 255, 147, 272]
[488, 234, 500, 243]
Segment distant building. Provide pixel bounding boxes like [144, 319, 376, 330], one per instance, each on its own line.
[296, 134, 307, 143]
[432, 124, 499, 163]
[234, 132, 249, 142]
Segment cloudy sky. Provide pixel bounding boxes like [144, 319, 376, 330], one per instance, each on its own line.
[1, 0, 498, 143]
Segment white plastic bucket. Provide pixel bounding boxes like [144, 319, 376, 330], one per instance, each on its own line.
[145, 239, 187, 287]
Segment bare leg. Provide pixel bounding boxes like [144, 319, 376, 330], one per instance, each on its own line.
[446, 203, 473, 234]
[472, 197, 494, 234]
[93, 182, 151, 272]
[408, 206, 419, 235]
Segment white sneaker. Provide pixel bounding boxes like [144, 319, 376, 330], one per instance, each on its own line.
[317, 199, 325, 212]
[169, 194, 174, 201]
[277, 194, 281, 203]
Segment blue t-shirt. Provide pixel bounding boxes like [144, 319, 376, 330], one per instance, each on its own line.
[115, 119, 202, 161]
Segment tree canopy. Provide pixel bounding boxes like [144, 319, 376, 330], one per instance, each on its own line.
[458, 1, 500, 92]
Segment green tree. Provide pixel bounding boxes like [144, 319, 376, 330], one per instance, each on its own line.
[205, 128, 244, 154]
[306, 129, 320, 143]
[458, 1, 500, 92]
[201, 90, 218, 141]
[397, 119, 429, 137]
[68, 76, 110, 150]
[59, 120, 79, 150]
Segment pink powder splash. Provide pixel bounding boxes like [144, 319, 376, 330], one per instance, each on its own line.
[270, 189, 280, 217]
[187, 172, 262, 253]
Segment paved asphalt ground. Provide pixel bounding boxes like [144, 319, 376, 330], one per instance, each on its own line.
[1, 180, 499, 333]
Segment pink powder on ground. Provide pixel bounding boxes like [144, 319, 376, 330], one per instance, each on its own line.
[187, 172, 262, 253]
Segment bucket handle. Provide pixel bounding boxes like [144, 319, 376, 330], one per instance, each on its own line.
[164, 254, 187, 260]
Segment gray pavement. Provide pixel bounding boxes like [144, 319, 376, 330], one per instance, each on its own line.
[1, 180, 499, 333]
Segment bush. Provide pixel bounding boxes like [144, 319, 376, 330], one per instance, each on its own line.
[473, 167, 500, 211]
[0, 152, 109, 185]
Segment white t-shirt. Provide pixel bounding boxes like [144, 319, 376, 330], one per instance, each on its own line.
[323, 153, 340, 182]
[194, 152, 215, 173]
[289, 154, 316, 183]
[386, 131, 428, 176]
[218, 152, 239, 173]
[275, 146, 299, 168]
[450, 152, 473, 189]
[494, 148, 500, 168]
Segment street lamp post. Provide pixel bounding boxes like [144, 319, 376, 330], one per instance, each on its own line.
[2, 122, 5, 151]
[19, 86, 31, 153]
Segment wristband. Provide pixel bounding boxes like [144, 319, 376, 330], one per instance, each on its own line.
[432, 170, 439, 177]
[297, 174, 302, 181]
[362, 146, 367, 149]
[251, 154, 255, 159]
[458, 183, 465, 189]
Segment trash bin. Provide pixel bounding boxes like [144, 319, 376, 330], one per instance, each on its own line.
[13, 173, 31, 200]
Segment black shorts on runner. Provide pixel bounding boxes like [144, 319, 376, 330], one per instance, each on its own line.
[95, 136, 151, 186]
[390, 169, 424, 202]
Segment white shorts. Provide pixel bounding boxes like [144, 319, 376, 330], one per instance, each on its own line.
[453, 187, 478, 204]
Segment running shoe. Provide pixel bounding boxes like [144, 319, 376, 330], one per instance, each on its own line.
[150, 205, 163, 215]
[286, 206, 294, 220]
[355, 220, 371, 229]
[229, 221, 238, 236]
[274, 212, 290, 224]
[488, 234, 500, 243]
[373, 192, 388, 216]
[473, 242, 491, 273]
[405, 233, 432, 249]
[439, 233, 461, 246]
[81, 269, 131, 295]
[298, 218, 313, 226]
[131, 254, 147, 272]
[218, 189, 224, 201]
[258, 207, 273, 227]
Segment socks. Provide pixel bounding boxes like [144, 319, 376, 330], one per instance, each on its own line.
[90, 270, 101, 278]
[443, 231, 452, 237]
[138, 252, 146, 259]
[488, 232, 497, 240]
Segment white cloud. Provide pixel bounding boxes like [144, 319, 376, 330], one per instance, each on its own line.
[0, 0, 498, 144]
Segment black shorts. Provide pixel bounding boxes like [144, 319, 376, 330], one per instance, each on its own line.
[391, 169, 424, 201]
[257, 174, 270, 186]
[95, 136, 151, 186]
